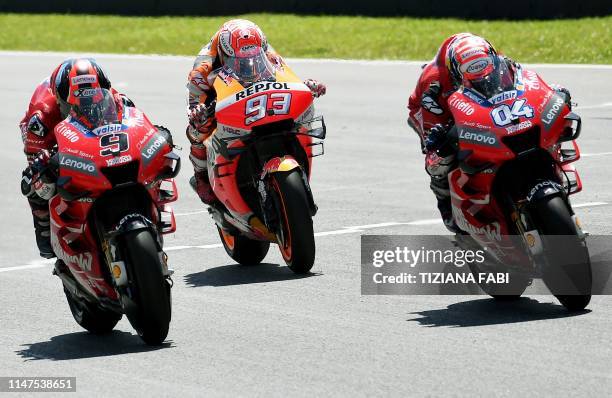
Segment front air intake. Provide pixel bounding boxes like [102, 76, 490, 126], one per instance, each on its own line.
[101, 160, 140, 186]
[502, 126, 541, 155]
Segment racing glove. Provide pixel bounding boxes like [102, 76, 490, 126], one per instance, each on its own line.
[424, 124, 448, 152]
[21, 149, 56, 201]
[549, 84, 572, 108]
[304, 79, 326, 98]
[188, 101, 217, 135]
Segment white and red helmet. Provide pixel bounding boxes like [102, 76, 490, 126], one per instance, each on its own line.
[446, 34, 513, 97]
[217, 19, 268, 60]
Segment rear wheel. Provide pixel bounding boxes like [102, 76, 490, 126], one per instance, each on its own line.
[270, 170, 315, 274]
[123, 229, 171, 345]
[534, 196, 591, 311]
[64, 289, 121, 334]
[218, 227, 270, 265]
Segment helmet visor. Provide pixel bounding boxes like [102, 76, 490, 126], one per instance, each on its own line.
[225, 48, 275, 84]
[71, 89, 119, 131]
[469, 58, 514, 99]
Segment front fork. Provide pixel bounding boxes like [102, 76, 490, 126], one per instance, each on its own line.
[512, 182, 585, 263]
[101, 214, 173, 294]
[258, 156, 317, 233]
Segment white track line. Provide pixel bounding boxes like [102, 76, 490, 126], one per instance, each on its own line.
[582, 152, 612, 158]
[2, 201, 606, 273]
[2, 50, 612, 69]
[573, 201, 608, 208]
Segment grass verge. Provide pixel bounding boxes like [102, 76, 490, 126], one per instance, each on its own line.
[0, 13, 610, 63]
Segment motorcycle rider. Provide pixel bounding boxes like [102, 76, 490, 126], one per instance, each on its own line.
[186, 19, 327, 204]
[20, 58, 136, 258]
[407, 33, 571, 232]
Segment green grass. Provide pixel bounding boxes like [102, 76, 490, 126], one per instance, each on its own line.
[0, 13, 610, 63]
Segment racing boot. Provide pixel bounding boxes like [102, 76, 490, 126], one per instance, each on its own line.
[430, 176, 461, 234]
[28, 197, 55, 258]
[189, 171, 218, 205]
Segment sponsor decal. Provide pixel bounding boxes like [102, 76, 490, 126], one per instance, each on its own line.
[70, 74, 97, 85]
[462, 89, 485, 105]
[489, 90, 517, 105]
[72, 87, 99, 98]
[105, 155, 133, 167]
[505, 120, 533, 134]
[141, 134, 167, 165]
[219, 31, 235, 56]
[52, 240, 93, 271]
[124, 108, 144, 127]
[235, 82, 290, 100]
[63, 147, 94, 159]
[522, 70, 541, 90]
[458, 128, 500, 147]
[138, 128, 158, 147]
[57, 123, 80, 143]
[449, 97, 475, 115]
[241, 45, 257, 52]
[462, 58, 491, 75]
[220, 124, 247, 136]
[59, 153, 98, 176]
[27, 114, 47, 137]
[93, 124, 123, 135]
[541, 94, 565, 131]
[217, 68, 233, 85]
[460, 48, 485, 60]
[421, 94, 444, 115]
[526, 181, 563, 202]
[454, 211, 502, 241]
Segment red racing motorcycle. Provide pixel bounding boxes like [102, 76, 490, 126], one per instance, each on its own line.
[445, 63, 591, 310]
[42, 89, 180, 344]
[203, 51, 325, 273]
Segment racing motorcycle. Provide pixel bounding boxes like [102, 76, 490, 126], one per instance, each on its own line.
[202, 49, 325, 273]
[39, 89, 179, 344]
[443, 61, 591, 310]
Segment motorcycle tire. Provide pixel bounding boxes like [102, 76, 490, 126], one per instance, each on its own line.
[64, 289, 121, 334]
[534, 196, 591, 311]
[123, 229, 172, 345]
[270, 170, 315, 274]
[218, 227, 270, 265]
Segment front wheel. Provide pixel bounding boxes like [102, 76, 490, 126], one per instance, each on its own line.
[218, 227, 270, 265]
[270, 170, 315, 274]
[534, 196, 591, 311]
[123, 229, 172, 345]
[64, 289, 121, 334]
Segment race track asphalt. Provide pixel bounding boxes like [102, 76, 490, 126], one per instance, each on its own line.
[1, 52, 611, 397]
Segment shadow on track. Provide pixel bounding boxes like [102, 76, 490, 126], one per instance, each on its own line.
[407, 297, 590, 327]
[16, 330, 173, 361]
[184, 262, 320, 287]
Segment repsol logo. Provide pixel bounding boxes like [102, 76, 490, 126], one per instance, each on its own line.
[59, 154, 97, 175]
[459, 129, 498, 146]
[235, 82, 290, 100]
[57, 124, 79, 143]
[450, 97, 475, 115]
[542, 95, 564, 128]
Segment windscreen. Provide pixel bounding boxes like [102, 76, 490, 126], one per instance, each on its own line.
[71, 88, 120, 131]
[223, 48, 276, 85]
